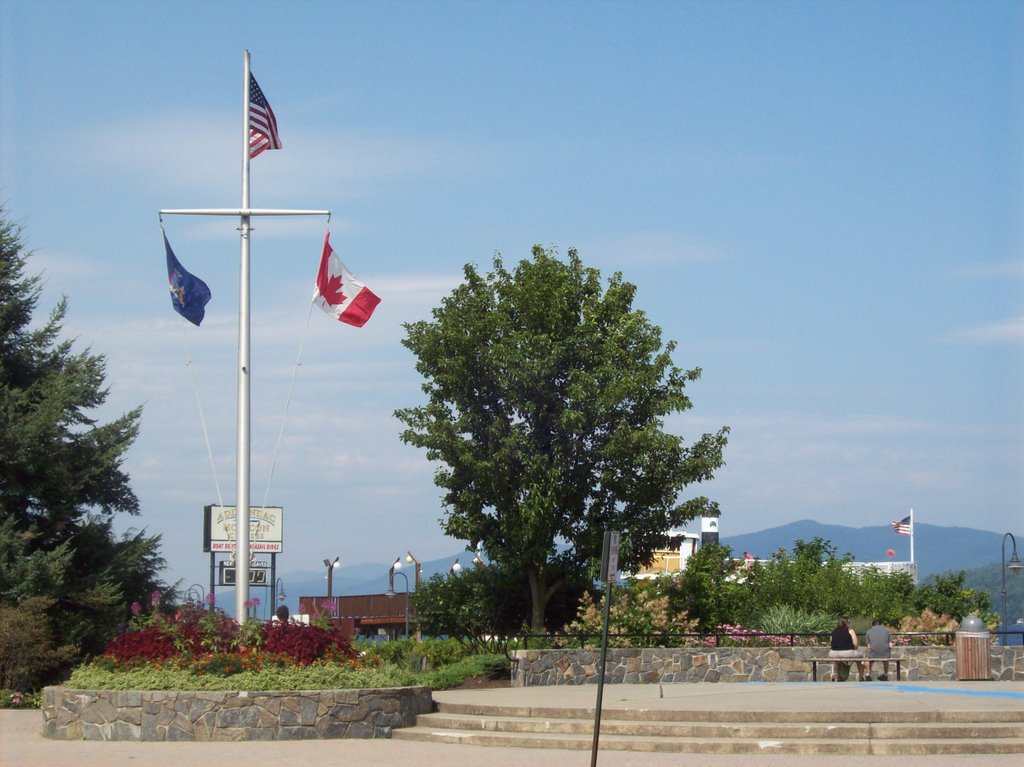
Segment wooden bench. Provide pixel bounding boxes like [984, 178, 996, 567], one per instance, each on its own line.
[810, 657, 902, 681]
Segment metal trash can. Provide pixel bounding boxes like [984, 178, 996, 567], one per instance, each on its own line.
[954, 615, 991, 681]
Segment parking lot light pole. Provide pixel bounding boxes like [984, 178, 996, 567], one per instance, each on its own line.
[324, 557, 340, 599]
[386, 563, 410, 639]
[1001, 533, 1022, 646]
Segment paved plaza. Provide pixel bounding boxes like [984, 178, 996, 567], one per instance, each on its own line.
[3, 681, 1023, 767]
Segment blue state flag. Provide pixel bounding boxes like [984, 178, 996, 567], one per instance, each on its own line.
[164, 233, 211, 326]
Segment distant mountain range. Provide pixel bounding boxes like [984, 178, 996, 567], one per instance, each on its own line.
[718, 519, 1008, 580]
[212, 520, 1023, 623]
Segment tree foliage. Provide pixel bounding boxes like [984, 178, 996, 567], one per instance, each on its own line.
[667, 542, 750, 632]
[0, 597, 77, 690]
[410, 564, 589, 652]
[913, 571, 993, 622]
[397, 246, 728, 630]
[742, 538, 918, 627]
[0, 208, 169, 680]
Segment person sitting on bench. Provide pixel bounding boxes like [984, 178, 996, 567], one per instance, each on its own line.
[828, 616, 866, 681]
[865, 617, 894, 681]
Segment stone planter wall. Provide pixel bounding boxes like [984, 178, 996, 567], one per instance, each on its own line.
[511, 646, 1024, 686]
[42, 686, 433, 741]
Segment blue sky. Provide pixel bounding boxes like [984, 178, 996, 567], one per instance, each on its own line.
[2, 0, 1022, 590]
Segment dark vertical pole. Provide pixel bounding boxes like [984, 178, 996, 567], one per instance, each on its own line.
[590, 530, 619, 767]
[270, 552, 277, 618]
[208, 552, 216, 612]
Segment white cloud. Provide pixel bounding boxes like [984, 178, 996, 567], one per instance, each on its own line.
[946, 317, 1024, 344]
[578, 231, 730, 268]
[953, 260, 1024, 279]
[70, 113, 487, 199]
[669, 409, 1020, 536]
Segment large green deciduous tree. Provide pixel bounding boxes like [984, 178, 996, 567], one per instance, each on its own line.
[0, 209, 168, 675]
[397, 246, 729, 631]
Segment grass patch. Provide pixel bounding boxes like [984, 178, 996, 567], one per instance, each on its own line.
[62, 652, 510, 693]
[418, 654, 510, 690]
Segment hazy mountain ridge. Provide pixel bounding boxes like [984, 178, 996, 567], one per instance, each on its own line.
[277, 521, 1011, 596]
[224, 521, 1022, 622]
[719, 519, 1009, 579]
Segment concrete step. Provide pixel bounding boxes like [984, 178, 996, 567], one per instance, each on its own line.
[413, 711, 1024, 740]
[393, 727, 1024, 755]
[391, 701, 1024, 754]
[434, 699, 1024, 724]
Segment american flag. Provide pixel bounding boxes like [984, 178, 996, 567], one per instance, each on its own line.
[891, 515, 911, 535]
[248, 74, 281, 158]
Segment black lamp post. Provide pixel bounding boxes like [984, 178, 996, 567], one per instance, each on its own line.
[396, 551, 422, 590]
[323, 556, 339, 599]
[1000, 533, 1022, 646]
[274, 577, 286, 606]
[185, 584, 205, 606]
[385, 563, 410, 639]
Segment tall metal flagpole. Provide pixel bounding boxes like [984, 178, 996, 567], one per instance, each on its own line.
[160, 50, 328, 622]
[909, 508, 915, 566]
[237, 50, 253, 624]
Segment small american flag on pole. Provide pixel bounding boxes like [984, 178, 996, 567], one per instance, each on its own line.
[891, 515, 911, 536]
[248, 73, 281, 158]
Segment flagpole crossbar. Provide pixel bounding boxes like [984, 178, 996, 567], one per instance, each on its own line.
[160, 53, 336, 623]
[160, 209, 330, 217]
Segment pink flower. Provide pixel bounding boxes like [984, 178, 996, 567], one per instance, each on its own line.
[150, 590, 162, 607]
[130, 602, 142, 615]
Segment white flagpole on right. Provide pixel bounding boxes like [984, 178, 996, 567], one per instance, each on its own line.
[909, 507, 915, 565]
[234, 49, 254, 622]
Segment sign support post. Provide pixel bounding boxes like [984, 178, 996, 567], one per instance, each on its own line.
[590, 530, 619, 767]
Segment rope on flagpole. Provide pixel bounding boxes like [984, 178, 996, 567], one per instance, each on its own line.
[260, 274, 318, 510]
[161, 216, 224, 506]
[261, 219, 330, 508]
[180, 325, 225, 507]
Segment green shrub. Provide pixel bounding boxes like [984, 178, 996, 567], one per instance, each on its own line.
[751, 604, 835, 635]
[420, 654, 509, 690]
[567, 580, 698, 647]
[411, 638, 470, 669]
[361, 637, 415, 666]
[480, 655, 511, 679]
[67, 660, 418, 691]
[1, 689, 42, 708]
[0, 598, 76, 691]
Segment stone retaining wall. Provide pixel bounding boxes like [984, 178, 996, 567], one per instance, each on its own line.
[42, 686, 433, 741]
[511, 646, 1024, 686]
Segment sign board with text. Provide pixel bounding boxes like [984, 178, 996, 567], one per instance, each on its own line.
[219, 564, 269, 586]
[203, 505, 284, 553]
[603, 531, 620, 583]
[700, 515, 719, 546]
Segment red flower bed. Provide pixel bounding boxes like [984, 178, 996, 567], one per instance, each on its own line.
[100, 604, 357, 672]
[104, 625, 178, 661]
[261, 621, 357, 665]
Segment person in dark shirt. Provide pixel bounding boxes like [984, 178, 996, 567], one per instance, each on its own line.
[828, 616, 866, 681]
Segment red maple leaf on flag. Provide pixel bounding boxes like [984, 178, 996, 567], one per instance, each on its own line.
[318, 271, 347, 306]
[313, 233, 380, 327]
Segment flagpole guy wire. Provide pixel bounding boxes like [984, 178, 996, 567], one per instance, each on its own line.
[160, 216, 225, 507]
[181, 324, 225, 508]
[159, 50, 330, 621]
[261, 298, 317, 511]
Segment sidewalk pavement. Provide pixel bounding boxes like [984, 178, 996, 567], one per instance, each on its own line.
[3, 681, 1023, 767]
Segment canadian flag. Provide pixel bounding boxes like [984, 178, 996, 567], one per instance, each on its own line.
[312, 234, 380, 327]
